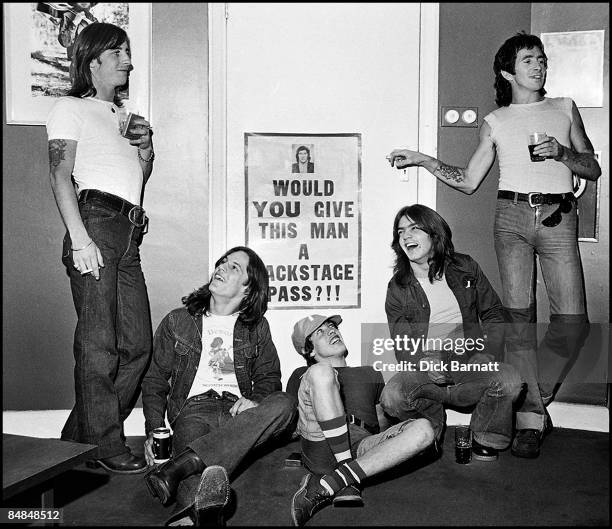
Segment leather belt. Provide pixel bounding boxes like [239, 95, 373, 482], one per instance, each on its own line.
[497, 190, 574, 208]
[79, 189, 147, 228]
[347, 414, 379, 435]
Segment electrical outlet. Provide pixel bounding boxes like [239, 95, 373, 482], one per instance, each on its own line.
[440, 106, 478, 128]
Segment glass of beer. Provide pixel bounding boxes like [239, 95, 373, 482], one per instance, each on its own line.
[454, 425, 472, 464]
[528, 132, 548, 162]
[152, 427, 172, 464]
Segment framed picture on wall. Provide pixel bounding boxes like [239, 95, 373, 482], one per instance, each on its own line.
[575, 151, 602, 242]
[3, 3, 151, 126]
[540, 30, 605, 108]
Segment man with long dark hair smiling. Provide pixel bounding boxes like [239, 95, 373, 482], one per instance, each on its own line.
[380, 205, 522, 462]
[142, 247, 296, 526]
[46, 22, 154, 474]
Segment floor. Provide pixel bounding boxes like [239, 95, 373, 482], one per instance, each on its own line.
[3, 426, 609, 526]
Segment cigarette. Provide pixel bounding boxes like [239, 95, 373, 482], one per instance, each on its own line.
[82, 269, 93, 274]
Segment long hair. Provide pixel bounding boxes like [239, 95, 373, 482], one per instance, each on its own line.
[67, 22, 129, 106]
[391, 204, 455, 285]
[182, 246, 269, 326]
[295, 146, 311, 163]
[493, 32, 547, 107]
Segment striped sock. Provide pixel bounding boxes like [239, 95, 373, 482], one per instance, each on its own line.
[318, 416, 352, 464]
[320, 460, 368, 495]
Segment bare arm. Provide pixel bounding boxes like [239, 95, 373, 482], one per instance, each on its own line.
[533, 101, 601, 181]
[388, 121, 497, 194]
[126, 117, 154, 183]
[48, 139, 104, 279]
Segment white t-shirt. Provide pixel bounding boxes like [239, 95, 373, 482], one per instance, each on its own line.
[46, 96, 143, 206]
[417, 275, 464, 346]
[187, 312, 241, 399]
[484, 97, 574, 194]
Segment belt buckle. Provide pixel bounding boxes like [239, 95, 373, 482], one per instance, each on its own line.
[527, 193, 542, 207]
[348, 415, 356, 425]
[221, 391, 239, 403]
[128, 206, 146, 227]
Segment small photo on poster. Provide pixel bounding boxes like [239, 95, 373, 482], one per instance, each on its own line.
[291, 144, 315, 174]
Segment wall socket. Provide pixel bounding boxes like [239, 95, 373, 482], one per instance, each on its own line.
[440, 106, 478, 127]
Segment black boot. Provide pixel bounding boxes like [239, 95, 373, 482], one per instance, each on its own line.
[145, 449, 205, 505]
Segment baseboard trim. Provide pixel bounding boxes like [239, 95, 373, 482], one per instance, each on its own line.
[2, 402, 609, 438]
[447, 402, 609, 432]
[2, 408, 149, 438]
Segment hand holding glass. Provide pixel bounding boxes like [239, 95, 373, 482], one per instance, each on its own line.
[528, 132, 548, 162]
[120, 112, 146, 140]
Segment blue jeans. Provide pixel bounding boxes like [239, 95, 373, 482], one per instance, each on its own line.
[60, 199, 152, 459]
[494, 197, 589, 430]
[380, 363, 521, 449]
[171, 391, 296, 515]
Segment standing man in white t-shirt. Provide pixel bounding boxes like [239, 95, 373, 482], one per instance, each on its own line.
[46, 22, 154, 474]
[386, 32, 600, 458]
[142, 247, 296, 526]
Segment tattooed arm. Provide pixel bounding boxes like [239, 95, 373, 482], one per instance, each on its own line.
[387, 121, 497, 194]
[530, 101, 601, 181]
[558, 101, 600, 181]
[48, 139, 104, 279]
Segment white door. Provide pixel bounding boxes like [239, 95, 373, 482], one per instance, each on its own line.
[209, 3, 439, 385]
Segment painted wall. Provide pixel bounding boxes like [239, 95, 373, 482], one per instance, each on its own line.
[436, 3, 609, 404]
[221, 3, 427, 390]
[2, 3, 209, 410]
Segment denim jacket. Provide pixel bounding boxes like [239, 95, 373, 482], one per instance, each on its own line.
[142, 308, 282, 435]
[385, 253, 506, 363]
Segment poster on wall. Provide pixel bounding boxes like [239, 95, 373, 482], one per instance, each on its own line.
[540, 30, 604, 108]
[3, 3, 151, 125]
[245, 133, 362, 309]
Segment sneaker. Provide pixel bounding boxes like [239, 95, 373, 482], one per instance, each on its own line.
[472, 440, 498, 462]
[291, 473, 332, 526]
[333, 484, 363, 507]
[511, 429, 543, 458]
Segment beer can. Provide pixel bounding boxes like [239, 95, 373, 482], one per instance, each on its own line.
[152, 427, 172, 463]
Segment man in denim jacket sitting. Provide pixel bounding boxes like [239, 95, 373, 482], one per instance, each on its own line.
[380, 205, 522, 462]
[143, 246, 296, 526]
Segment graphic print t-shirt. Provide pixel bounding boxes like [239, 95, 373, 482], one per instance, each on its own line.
[187, 312, 241, 398]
